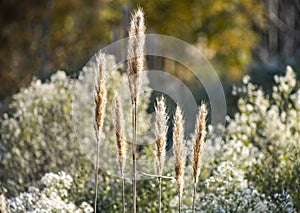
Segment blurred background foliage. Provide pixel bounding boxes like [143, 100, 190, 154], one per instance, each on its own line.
[1, 0, 299, 114]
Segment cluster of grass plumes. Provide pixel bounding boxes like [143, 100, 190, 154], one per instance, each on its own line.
[88, 9, 207, 213]
[91, 8, 210, 213]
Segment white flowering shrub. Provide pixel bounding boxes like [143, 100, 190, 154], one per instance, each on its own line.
[0, 71, 88, 196]
[0, 55, 168, 212]
[213, 66, 300, 211]
[265, 191, 296, 213]
[0, 193, 6, 213]
[1, 51, 298, 212]
[6, 172, 93, 213]
[197, 162, 296, 213]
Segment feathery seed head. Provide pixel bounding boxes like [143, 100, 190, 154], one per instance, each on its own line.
[173, 105, 187, 197]
[193, 102, 208, 184]
[94, 52, 107, 140]
[155, 96, 168, 176]
[127, 8, 146, 104]
[114, 93, 127, 173]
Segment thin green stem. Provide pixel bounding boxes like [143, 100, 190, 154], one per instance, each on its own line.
[192, 181, 197, 213]
[121, 170, 125, 213]
[132, 102, 137, 213]
[159, 177, 162, 213]
[178, 192, 181, 213]
[94, 139, 100, 213]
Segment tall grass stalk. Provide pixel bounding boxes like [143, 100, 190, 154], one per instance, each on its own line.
[173, 106, 187, 213]
[154, 96, 168, 213]
[94, 53, 107, 212]
[192, 103, 207, 213]
[127, 8, 145, 213]
[114, 93, 127, 213]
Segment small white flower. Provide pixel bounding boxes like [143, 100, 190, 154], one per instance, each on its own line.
[242, 75, 250, 84]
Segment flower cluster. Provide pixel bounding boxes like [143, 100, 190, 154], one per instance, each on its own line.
[198, 162, 295, 212]
[210, 66, 299, 210]
[0, 70, 84, 195]
[6, 172, 93, 213]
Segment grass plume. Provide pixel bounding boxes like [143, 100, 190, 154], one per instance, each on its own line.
[127, 7, 145, 104]
[173, 106, 187, 213]
[192, 103, 208, 213]
[127, 7, 146, 213]
[114, 93, 127, 213]
[94, 52, 107, 212]
[154, 96, 168, 213]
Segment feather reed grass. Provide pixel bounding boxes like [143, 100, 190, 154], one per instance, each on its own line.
[127, 8, 145, 105]
[114, 93, 127, 213]
[192, 103, 207, 213]
[173, 106, 187, 213]
[154, 96, 168, 213]
[94, 52, 107, 212]
[127, 8, 145, 213]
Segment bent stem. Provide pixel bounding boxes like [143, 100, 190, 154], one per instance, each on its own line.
[137, 172, 174, 180]
[132, 101, 137, 213]
[192, 181, 197, 213]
